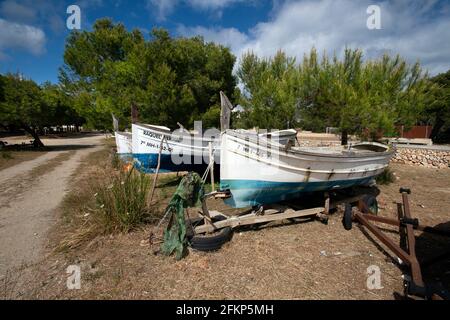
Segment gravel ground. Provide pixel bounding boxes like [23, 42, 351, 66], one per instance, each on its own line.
[1, 138, 449, 299]
[0, 134, 104, 277]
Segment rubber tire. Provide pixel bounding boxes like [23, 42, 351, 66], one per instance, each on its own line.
[342, 203, 353, 231]
[186, 215, 233, 251]
[361, 195, 378, 215]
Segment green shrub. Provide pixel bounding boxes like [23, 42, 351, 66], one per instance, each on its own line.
[110, 152, 120, 169]
[1, 151, 13, 159]
[376, 167, 395, 185]
[94, 167, 152, 232]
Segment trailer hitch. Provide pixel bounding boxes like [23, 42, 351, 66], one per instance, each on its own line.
[400, 217, 419, 228]
[404, 276, 449, 300]
[404, 278, 427, 299]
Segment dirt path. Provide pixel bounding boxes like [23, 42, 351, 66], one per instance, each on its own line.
[0, 135, 105, 276]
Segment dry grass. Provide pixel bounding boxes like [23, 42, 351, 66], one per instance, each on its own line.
[29, 151, 75, 178]
[55, 144, 164, 252]
[9, 160, 450, 300]
[0, 150, 46, 171]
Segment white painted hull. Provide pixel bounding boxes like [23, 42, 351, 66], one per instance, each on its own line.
[220, 131, 394, 208]
[131, 123, 220, 173]
[114, 131, 132, 154]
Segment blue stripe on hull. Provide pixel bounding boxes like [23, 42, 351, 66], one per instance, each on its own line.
[117, 153, 133, 162]
[132, 153, 213, 174]
[220, 177, 375, 208]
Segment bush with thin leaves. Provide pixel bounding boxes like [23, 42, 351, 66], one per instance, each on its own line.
[1, 152, 13, 159]
[94, 167, 152, 232]
[376, 167, 395, 185]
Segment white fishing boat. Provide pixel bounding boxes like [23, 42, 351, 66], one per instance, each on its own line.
[131, 123, 220, 173]
[219, 130, 394, 208]
[114, 131, 132, 161]
[258, 129, 297, 145]
[111, 113, 133, 161]
[129, 92, 297, 173]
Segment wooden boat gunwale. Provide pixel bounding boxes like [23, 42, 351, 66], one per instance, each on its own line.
[225, 130, 395, 160]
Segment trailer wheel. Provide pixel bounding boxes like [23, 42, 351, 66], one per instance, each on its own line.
[342, 203, 353, 230]
[361, 195, 378, 215]
[186, 215, 233, 251]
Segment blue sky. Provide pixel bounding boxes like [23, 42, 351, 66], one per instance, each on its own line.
[0, 0, 449, 84]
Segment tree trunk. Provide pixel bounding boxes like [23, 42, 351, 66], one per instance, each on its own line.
[22, 124, 44, 147]
[131, 102, 139, 124]
[341, 129, 348, 145]
[430, 118, 444, 142]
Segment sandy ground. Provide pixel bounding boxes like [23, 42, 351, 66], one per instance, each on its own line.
[9, 163, 448, 300]
[1, 136, 449, 300]
[0, 134, 105, 276]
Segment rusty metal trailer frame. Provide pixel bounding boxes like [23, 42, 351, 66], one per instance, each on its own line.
[350, 188, 450, 300]
[195, 186, 450, 300]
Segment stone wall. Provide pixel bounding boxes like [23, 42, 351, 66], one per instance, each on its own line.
[391, 148, 450, 169]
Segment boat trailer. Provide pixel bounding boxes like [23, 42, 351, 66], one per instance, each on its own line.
[192, 186, 450, 299]
[345, 188, 450, 300]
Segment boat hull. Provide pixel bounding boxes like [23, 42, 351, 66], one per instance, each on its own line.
[220, 132, 393, 208]
[131, 123, 220, 173]
[115, 131, 132, 162]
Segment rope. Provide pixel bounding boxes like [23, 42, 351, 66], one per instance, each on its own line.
[201, 147, 216, 183]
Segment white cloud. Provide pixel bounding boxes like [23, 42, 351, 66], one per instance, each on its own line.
[147, 0, 179, 21]
[177, 25, 249, 53]
[147, 0, 251, 20]
[0, 18, 46, 56]
[186, 0, 247, 10]
[177, 0, 450, 75]
[0, 0, 67, 34]
[0, 0, 36, 23]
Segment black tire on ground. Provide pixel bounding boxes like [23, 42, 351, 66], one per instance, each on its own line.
[343, 202, 353, 231]
[186, 215, 233, 251]
[361, 195, 378, 215]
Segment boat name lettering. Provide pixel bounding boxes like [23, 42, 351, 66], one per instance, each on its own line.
[142, 130, 172, 141]
[140, 140, 173, 152]
[237, 145, 271, 159]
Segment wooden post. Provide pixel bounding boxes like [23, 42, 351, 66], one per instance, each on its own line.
[208, 142, 215, 191]
[149, 135, 165, 204]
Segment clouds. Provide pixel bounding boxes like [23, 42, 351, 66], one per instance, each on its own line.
[0, 0, 36, 23]
[147, 0, 250, 21]
[178, 0, 450, 75]
[0, 18, 46, 57]
[0, 0, 69, 59]
[177, 25, 249, 53]
[147, 0, 179, 21]
[187, 0, 248, 10]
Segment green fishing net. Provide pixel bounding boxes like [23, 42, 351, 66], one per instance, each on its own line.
[160, 172, 205, 260]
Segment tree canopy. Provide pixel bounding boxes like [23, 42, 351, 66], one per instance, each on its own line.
[60, 19, 237, 130]
[2, 18, 443, 146]
[0, 74, 84, 146]
[421, 70, 450, 142]
[236, 48, 429, 142]
[0, 74, 5, 103]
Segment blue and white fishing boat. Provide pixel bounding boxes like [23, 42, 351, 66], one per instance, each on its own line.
[219, 130, 394, 208]
[129, 92, 298, 174]
[114, 131, 132, 161]
[131, 123, 220, 173]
